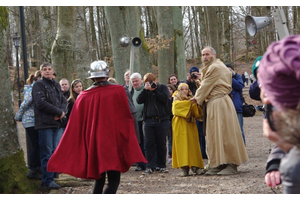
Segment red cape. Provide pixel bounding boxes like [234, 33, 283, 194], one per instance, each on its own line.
[48, 84, 147, 179]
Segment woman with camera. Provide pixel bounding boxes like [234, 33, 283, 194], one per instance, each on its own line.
[137, 73, 170, 174]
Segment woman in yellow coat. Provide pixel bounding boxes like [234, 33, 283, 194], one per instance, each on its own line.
[172, 83, 204, 176]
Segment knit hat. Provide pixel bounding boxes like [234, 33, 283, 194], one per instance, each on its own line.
[252, 56, 262, 80]
[189, 66, 199, 74]
[225, 63, 234, 70]
[258, 35, 300, 111]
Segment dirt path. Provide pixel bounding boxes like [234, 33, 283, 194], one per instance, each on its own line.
[16, 108, 283, 194]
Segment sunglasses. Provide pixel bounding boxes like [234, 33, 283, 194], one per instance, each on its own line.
[265, 104, 276, 132]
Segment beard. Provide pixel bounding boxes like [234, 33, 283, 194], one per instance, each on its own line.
[202, 56, 216, 67]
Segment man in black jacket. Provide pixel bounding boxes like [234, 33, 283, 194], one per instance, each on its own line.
[32, 62, 66, 189]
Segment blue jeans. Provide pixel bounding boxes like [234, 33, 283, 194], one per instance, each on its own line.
[237, 112, 246, 145]
[38, 128, 64, 185]
[143, 119, 169, 169]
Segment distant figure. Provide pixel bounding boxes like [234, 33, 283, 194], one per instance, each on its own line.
[14, 70, 42, 180]
[244, 71, 249, 86]
[123, 69, 130, 89]
[225, 63, 246, 145]
[167, 74, 179, 89]
[166, 83, 176, 164]
[66, 79, 84, 121]
[59, 78, 70, 100]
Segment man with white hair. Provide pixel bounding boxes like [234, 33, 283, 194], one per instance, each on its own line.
[130, 72, 147, 171]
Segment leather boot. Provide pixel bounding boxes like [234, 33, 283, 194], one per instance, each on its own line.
[181, 166, 189, 176]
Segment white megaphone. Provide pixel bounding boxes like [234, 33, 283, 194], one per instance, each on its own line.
[245, 15, 273, 36]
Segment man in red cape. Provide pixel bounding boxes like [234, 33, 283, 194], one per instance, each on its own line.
[48, 60, 147, 193]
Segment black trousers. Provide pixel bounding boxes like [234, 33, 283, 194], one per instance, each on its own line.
[26, 126, 40, 170]
[93, 171, 121, 194]
[143, 119, 170, 169]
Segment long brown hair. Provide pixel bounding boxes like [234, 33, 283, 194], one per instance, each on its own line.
[67, 79, 84, 103]
[26, 74, 35, 85]
[26, 70, 41, 84]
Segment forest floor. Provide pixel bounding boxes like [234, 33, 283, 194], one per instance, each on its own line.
[14, 62, 284, 195]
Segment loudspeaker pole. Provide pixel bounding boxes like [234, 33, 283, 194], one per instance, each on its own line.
[245, 6, 289, 40]
[272, 7, 289, 40]
[129, 45, 134, 92]
[120, 36, 142, 92]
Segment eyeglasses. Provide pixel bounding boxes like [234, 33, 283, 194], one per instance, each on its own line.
[265, 104, 276, 132]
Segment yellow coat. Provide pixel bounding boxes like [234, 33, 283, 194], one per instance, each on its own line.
[171, 100, 204, 169]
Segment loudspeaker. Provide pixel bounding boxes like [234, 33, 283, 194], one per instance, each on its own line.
[120, 36, 131, 47]
[132, 37, 142, 48]
[245, 15, 273, 36]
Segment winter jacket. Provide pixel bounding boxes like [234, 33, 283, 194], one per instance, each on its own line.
[136, 83, 170, 122]
[14, 83, 35, 128]
[231, 73, 244, 113]
[32, 77, 67, 130]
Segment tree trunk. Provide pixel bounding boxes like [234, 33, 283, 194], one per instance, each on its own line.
[89, 6, 97, 61]
[51, 6, 76, 81]
[106, 6, 146, 84]
[0, 9, 39, 193]
[222, 6, 231, 63]
[173, 6, 186, 81]
[188, 6, 194, 58]
[191, 6, 201, 58]
[155, 6, 174, 84]
[206, 6, 220, 55]
[74, 6, 91, 86]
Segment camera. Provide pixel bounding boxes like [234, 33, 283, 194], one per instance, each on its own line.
[149, 81, 157, 88]
[191, 73, 198, 79]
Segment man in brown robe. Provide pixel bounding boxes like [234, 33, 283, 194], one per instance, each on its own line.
[191, 46, 248, 175]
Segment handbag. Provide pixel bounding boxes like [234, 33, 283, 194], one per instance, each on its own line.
[239, 91, 256, 117]
[242, 102, 256, 117]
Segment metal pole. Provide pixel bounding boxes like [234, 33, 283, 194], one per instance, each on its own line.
[128, 45, 134, 92]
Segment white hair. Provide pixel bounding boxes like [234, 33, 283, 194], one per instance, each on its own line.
[130, 72, 142, 80]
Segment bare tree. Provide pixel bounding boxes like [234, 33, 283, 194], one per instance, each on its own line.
[0, 6, 38, 193]
[206, 7, 220, 56]
[173, 6, 186, 81]
[155, 6, 174, 84]
[106, 6, 144, 84]
[51, 6, 76, 81]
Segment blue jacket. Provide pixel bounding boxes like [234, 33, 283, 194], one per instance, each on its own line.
[231, 73, 244, 113]
[15, 83, 35, 128]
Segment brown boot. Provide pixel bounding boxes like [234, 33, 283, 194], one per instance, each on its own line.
[181, 166, 189, 176]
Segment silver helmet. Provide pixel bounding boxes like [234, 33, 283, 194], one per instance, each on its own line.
[87, 60, 110, 79]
